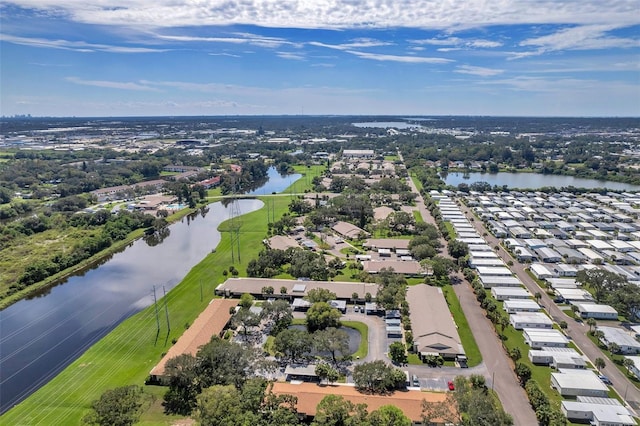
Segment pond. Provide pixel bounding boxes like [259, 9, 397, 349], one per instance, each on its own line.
[444, 172, 640, 191]
[246, 167, 301, 195]
[290, 324, 361, 356]
[0, 199, 265, 413]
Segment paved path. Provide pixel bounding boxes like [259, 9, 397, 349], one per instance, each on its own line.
[403, 171, 537, 425]
[459, 203, 640, 413]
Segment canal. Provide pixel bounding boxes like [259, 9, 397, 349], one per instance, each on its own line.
[0, 168, 299, 413]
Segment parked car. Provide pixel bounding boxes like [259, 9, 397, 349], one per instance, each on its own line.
[412, 375, 420, 387]
[598, 375, 612, 385]
[447, 381, 455, 391]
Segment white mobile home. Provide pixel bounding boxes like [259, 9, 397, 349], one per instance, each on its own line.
[503, 299, 541, 313]
[597, 326, 640, 354]
[491, 287, 532, 301]
[551, 370, 609, 397]
[524, 329, 569, 349]
[469, 258, 506, 268]
[562, 397, 635, 426]
[477, 266, 513, 276]
[530, 263, 555, 280]
[575, 303, 618, 320]
[510, 312, 553, 330]
[479, 275, 522, 288]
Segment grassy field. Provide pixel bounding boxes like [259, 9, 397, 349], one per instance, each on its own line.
[1, 177, 313, 425]
[413, 210, 424, 224]
[0, 201, 204, 310]
[442, 286, 482, 367]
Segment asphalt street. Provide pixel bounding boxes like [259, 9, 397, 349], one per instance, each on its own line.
[405, 174, 538, 425]
[458, 202, 640, 413]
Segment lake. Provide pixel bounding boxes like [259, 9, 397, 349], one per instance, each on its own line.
[444, 172, 640, 191]
[353, 121, 422, 129]
[0, 168, 297, 413]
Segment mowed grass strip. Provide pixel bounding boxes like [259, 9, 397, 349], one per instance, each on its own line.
[1, 195, 294, 425]
[442, 285, 482, 367]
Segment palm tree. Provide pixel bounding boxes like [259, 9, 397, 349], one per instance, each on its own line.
[586, 318, 597, 334]
[623, 358, 635, 376]
[595, 357, 606, 370]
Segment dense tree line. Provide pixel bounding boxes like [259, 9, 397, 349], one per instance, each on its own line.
[246, 247, 333, 281]
[422, 375, 513, 425]
[576, 269, 640, 319]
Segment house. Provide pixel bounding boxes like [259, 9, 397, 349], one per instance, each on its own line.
[342, 149, 375, 159]
[551, 369, 609, 397]
[407, 285, 464, 360]
[524, 329, 569, 349]
[332, 221, 370, 239]
[503, 299, 542, 313]
[596, 326, 640, 354]
[562, 397, 635, 426]
[574, 303, 618, 320]
[491, 287, 532, 301]
[509, 312, 553, 330]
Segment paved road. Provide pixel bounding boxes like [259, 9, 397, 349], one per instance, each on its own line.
[404, 173, 538, 425]
[459, 202, 640, 412]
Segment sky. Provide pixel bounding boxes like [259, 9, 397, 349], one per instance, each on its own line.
[0, 1, 639, 117]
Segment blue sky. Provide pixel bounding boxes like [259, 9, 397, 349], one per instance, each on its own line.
[1, 1, 639, 117]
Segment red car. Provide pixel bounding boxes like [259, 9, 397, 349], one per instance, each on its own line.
[447, 381, 455, 391]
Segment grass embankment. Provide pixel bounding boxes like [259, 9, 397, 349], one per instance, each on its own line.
[1, 184, 306, 424]
[442, 286, 482, 367]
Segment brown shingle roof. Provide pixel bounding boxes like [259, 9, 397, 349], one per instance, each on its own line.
[407, 285, 464, 356]
[271, 382, 447, 423]
[149, 298, 238, 378]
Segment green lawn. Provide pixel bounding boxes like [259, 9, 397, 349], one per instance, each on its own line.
[342, 321, 369, 359]
[409, 173, 423, 192]
[443, 222, 457, 240]
[413, 210, 424, 224]
[442, 286, 482, 367]
[1, 189, 296, 425]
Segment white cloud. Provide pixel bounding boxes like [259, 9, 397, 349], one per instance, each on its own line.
[208, 52, 241, 58]
[455, 65, 504, 76]
[410, 37, 503, 49]
[346, 50, 453, 63]
[310, 41, 452, 63]
[5, 1, 639, 30]
[515, 25, 640, 57]
[66, 77, 160, 91]
[0, 33, 165, 53]
[155, 33, 297, 48]
[277, 51, 305, 60]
